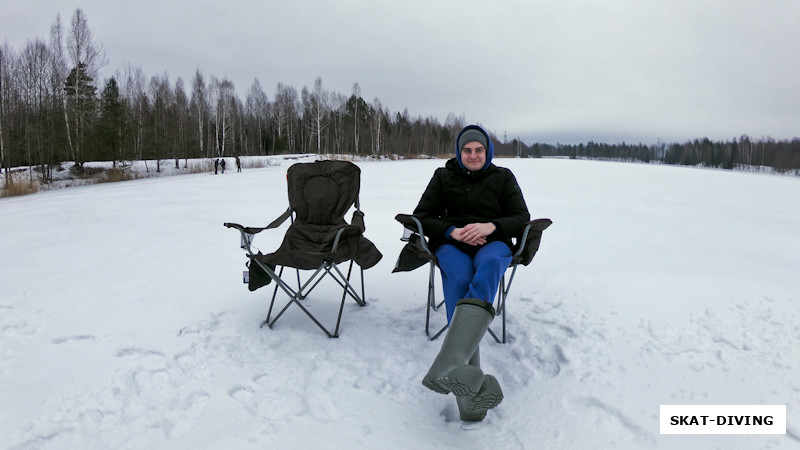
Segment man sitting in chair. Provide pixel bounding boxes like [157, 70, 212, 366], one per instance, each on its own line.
[414, 124, 530, 421]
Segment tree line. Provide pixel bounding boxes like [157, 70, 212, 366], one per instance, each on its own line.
[1, 8, 798, 185]
[0, 9, 469, 181]
[505, 137, 800, 173]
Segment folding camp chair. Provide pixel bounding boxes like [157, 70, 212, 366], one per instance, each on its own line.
[392, 214, 551, 343]
[224, 160, 382, 338]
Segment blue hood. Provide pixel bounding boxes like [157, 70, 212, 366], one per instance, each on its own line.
[455, 125, 494, 171]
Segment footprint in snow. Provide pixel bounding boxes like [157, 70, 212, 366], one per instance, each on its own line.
[167, 391, 211, 439]
[175, 350, 211, 379]
[52, 335, 96, 344]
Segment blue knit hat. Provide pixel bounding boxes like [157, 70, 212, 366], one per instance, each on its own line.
[455, 125, 493, 170]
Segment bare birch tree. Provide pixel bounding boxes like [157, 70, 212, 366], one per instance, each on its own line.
[370, 97, 385, 156]
[245, 78, 268, 155]
[148, 72, 175, 171]
[190, 69, 207, 158]
[64, 8, 106, 167]
[120, 64, 146, 162]
[352, 82, 361, 155]
[20, 39, 51, 183]
[329, 92, 346, 154]
[273, 82, 298, 153]
[308, 77, 329, 154]
[0, 41, 11, 178]
[48, 14, 69, 168]
[211, 77, 235, 157]
[174, 77, 189, 167]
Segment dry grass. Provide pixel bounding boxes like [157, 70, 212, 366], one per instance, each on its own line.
[185, 160, 214, 173]
[243, 158, 281, 169]
[98, 168, 138, 184]
[1, 176, 40, 198]
[2, 156, 308, 198]
[70, 165, 106, 179]
[322, 154, 357, 162]
[399, 153, 443, 160]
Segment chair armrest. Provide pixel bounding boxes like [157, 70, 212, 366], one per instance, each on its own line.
[224, 222, 271, 253]
[331, 225, 349, 253]
[395, 214, 431, 254]
[393, 214, 438, 273]
[528, 218, 553, 231]
[395, 214, 424, 234]
[513, 218, 553, 265]
[513, 224, 531, 259]
[223, 222, 269, 234]
[224, 207, 294, 251]
[513, 218, 553, 257]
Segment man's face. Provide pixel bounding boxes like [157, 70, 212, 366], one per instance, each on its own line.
[461, 141, 486, 171]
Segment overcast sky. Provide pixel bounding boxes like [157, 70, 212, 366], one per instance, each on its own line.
[3, 0, 798, 145]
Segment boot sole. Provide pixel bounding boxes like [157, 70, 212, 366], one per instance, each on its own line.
[458, 375, 504, 421]
[422, 377, 478, 397]
[422, 365, 483, 397]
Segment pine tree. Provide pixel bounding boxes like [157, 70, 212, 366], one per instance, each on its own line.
[64, 62, 97, 167]
[96, 77, 124, 167]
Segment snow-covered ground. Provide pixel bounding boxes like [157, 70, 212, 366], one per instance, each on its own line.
[1, 156, 798, 449]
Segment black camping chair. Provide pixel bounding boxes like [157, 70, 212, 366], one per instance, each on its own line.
[225, 160, 382, 338]
[392, 214, 552, 343]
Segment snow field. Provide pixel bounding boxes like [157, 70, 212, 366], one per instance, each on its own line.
[1, 157, 799, 449]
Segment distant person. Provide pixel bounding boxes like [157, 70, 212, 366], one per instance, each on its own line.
[236, 156, 242, 172]
[214, 159, 219, 174]
[414, 124, 530, 421]
[220, 158, 226, 174]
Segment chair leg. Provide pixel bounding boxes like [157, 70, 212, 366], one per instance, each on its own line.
[265, 296, 297, 330]
[332, 263, 354, 338]
[487, 275, 505, 343]
[265, 265, 285, 327]
[425, 262, 433, 337]
[330, 261, 366, 307]
[262, 260, 367, 338]
[360, 266, 366, 306]
[487, 264, 518, 344]
[262, 263, 326, 328]
[502, 281, 507, 343]
[275, 295, 341, 338]
[426, 261, 450, 340]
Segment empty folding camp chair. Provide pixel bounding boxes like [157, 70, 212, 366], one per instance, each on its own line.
[392, 214, 551, 343]
[224, 160, 382, 338]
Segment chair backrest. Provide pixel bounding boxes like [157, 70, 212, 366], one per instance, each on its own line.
[286, 160, 360, 225]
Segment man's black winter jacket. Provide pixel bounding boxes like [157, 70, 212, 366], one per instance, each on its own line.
[413, 158, 530, 255]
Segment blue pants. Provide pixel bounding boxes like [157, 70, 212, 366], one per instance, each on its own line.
[435, 241, 513, 323]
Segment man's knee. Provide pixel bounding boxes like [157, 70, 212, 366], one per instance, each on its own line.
[475, 243, 512, 271]
[484, 254, 510, 270]
[445, 268, 473, 287]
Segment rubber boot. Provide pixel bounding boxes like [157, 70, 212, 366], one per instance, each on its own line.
[456, 348, 504, 421]
[422, 298, 494, 398]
